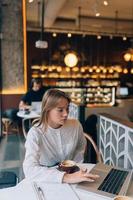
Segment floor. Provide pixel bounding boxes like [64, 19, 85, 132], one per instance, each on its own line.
[0, 132, 26, 182]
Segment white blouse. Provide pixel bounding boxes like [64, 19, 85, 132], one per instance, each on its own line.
[23, 119, 86, 183]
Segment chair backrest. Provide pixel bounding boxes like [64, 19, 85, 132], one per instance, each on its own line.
[68, 102, 79, 120]
[22, 117, 40, 139]
[84, 132, 102, 163]
[32, 117, 40, 126]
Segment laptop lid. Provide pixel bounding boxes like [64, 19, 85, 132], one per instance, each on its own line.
[77, 163, 132, 198]
[31, 102, 42, 114]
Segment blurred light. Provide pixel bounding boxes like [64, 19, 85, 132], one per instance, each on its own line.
[95, 12, 100, 17]
[103, 1, 108, 6]
[124, 53, 131, 62]
[131, 68, 133, 74]
[64, 52, 78, 67]
[123, 48, 133, 62]
[97, 35, 102, 39]
[96, 68, 100, 73]
[72, 67, 79, 72]
[67, 33, 72, 38]
[89, 68, 93, 72]
[66, 67, 70, 72]
[81, 67, 85, 72]
[57, 66, 62, 72]
[52, 33, 57, 37]
[123, 68, 128, 74]
[109, 68, 114, 73]
[28, 0, 34, 2]
[123, 36, 127, 41]
[103, 68, 107, 73]
[31, 65, 40, 69]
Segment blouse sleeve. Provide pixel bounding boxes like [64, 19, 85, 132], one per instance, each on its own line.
[72, 120, 86, 163]
[23, 127, 65, 183]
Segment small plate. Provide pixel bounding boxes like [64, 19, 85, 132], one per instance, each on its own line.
[57, 164, 80, 174]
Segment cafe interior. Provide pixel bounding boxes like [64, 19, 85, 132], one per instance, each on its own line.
[0, 0, 133, 196]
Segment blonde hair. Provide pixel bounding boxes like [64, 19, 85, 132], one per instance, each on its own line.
[36, 89, 71, 128]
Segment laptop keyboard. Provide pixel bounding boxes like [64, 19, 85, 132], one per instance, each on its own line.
[98, 168, 129, 194]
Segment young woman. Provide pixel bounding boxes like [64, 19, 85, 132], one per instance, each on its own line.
[23, 89, 99, 183]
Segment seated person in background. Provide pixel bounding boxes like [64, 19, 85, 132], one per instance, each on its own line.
[23, 89, 99, 184]
[2, 78, 46, 126]
[2, 108, 20, 125]
[19, 78, 46, 110]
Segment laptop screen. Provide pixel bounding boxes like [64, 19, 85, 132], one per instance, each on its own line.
[31, 102, 42, 114]
[117, 87, 128, 96]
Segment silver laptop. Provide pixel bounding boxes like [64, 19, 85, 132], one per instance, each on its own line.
[31, 102, 42, 114]
[77, 163, 132, 198]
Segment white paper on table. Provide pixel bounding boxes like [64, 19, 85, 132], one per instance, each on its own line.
[75, 189, 113, 200]
[37, 182, 80, 200]
[0, 179, 39, 200]
[0, 179, 80, 200]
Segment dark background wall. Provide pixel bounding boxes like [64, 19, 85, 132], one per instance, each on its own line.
[1, 29, 133, 111]
[27, 31, 130, 66]
[27, 31, 133, 85]
[2, 95, 22, 111]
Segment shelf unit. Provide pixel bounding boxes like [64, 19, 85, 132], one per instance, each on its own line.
[57, 86, 116, 107]
[85, 87, 115, 107]
[30, 65, 120, 106]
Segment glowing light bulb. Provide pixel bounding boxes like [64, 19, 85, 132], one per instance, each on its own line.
[64, 52, 78, 67]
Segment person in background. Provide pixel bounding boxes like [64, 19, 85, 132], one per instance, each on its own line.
[23, 89, 99, 184]
[2, 78, 46, 127]
[19, 78, 46, 110]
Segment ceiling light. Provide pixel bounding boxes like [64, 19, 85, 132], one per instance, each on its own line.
[35, 0, 48, 49]
[35, 40, 48, 48]
[123, 36, 127, 41]
[97, 35, 102, 39]
[52, 33, 57, 37]
[67, 33, 72, 38]
[103, 1, 108, 6]
[28, 0, 34, 3]
[124, 53, 131, 62]
[95, 12, 100, 17]
[64, 52, 78, 67]
[123, 48, 133, 62]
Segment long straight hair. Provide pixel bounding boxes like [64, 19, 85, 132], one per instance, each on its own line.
[36, 89, 71, 129]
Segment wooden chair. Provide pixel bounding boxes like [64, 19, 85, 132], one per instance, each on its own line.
[84, 132, 102, 163]
[22, 117, 40, 139]
[2, 117, 19, 135]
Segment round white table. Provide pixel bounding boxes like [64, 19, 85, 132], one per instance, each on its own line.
[17, 111, 40, 138]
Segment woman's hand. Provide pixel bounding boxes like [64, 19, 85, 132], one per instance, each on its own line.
[62, 169, 99, 184]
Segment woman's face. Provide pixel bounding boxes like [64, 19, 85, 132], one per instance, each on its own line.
[47, 98, 69, 128]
